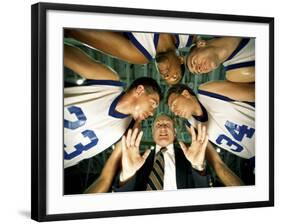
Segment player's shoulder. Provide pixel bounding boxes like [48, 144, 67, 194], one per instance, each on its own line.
[198, 81, 236, 100]
[198, 81, 224, 92]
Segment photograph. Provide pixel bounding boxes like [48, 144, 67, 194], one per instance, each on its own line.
[31, 2, 273, 221]
[63, 29, 255, 195]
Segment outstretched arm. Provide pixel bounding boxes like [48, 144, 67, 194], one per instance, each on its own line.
[226, 67, 255, 83]
[199, 80, 255, 102]
[64, 44, 120, 81]
[84, 122, 144, 193]
[65, 29, 149, 64]
[84, 141, 122, 193]
[205, 142, 244, 186]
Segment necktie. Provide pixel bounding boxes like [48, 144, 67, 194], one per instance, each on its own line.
[146, 147, 167, 190]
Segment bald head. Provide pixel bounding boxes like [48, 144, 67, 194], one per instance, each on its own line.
[152, 114, 176, 147]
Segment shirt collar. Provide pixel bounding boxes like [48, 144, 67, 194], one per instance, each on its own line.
[155, 143, 174, 154]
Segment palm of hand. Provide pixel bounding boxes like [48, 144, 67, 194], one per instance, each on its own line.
[121, 129, 150, 181]
[182, 140, 206, 166]
[122, 144, 146, 177]
[179, 124, 208, 167]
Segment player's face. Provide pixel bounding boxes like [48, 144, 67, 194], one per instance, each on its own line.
[187, 46, 220, 74]
[152, 115, 175, 147]
[168, 92, 194, 119]
[156, 52, 183, 85]
[133, 92, 160, 121]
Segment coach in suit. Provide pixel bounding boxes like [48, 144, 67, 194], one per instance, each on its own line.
[114, 113, 211, 191]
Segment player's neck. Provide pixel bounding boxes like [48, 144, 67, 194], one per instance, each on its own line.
[115, 93, 133, 115]
[193, 99, 203, 117]
[156, 34, 176, 53]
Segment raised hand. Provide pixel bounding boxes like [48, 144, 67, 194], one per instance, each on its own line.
[120, 128, 151, 182]
[179, 123, 208, 171]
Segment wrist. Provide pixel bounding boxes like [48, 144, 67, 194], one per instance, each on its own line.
[120, 170, 135, 183]
[192, 161, 206, 171]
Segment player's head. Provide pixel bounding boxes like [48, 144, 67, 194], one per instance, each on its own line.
[152, 113, 176, 147]
[166, 84, 197, 119]
[155, 50, 184, 85]
[127, 77, 162, 121]
[186, 39, 220, 74]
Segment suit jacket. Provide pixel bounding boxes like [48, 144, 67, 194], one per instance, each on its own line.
[114, 146, 210, 192]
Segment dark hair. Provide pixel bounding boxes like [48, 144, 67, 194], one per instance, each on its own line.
[127, 77, 162, 100]
[188, 43, 197, 54]
[166, 83, 196, 103]
[178, 63, 185, 83]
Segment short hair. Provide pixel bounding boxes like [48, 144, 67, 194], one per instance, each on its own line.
[155, 51, 185, 85]
[127, 77, 162, 100]
[152, 112, 174, 126]
[178, 63, 185, 83]
[188, 43, 197, 54]
[166, 83, 196, 103]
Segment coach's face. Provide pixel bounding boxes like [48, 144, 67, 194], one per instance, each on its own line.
[152, 115, 175, 147]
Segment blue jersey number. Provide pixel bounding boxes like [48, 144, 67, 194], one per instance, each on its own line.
[64, 106, 99, 160]
[216, 120, 254, 152]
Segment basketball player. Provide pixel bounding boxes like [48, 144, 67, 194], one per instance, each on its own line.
[187, 37, 255, 83]
[166, 81, 254, 185]
[64, 29, 195, 85]
[63, 44, 162, 169]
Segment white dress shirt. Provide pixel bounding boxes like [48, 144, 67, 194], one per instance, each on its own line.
[155, 144, 177, 190]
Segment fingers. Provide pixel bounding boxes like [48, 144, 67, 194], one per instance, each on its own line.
[190, 123, 207, 143]
[197, 123, 202, 142]
[124, 128, 143, 151]
[190, 126, 196, 143]
[130, 128, 139, 146]
[126, 129, 132, 148]
[133, 120, 141, 130]
[202, 134, 209, 151]
[201, 125, 207, 143]
[179, 141, 188, 152]
[135, 131, 143, 148]
[121, 135, 126, 153]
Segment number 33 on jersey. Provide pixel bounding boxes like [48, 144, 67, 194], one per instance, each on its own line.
[63, 82, 132, 168]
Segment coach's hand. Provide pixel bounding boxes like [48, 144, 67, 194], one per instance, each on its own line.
[179, 124, 208, 171]
[120, 128, 151, 182]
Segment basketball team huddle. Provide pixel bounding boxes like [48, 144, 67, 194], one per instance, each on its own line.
[63, 29, 255, 194]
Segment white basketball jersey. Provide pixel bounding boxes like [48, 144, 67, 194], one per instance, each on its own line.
[223, 38, 255, 71]
[64, 80, 133, 168]
[124, 32, 193, 60]
[186, 89, 255, 159]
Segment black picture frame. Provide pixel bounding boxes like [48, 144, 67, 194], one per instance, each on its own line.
[31, 2, 274, 222]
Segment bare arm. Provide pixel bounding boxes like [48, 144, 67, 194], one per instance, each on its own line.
[226, 67, 255, 83]
[83, 122, 144, 193]
[64, 44, 120, 81]
[65, 29, 149, 64]
[84, 141, 122, 193]
[205, 142, 244, 186]
[207, 37, 255, 83]
[199, 80, 255, 102]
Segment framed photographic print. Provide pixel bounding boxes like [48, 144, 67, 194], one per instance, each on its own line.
[31, 2, 274, 222]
